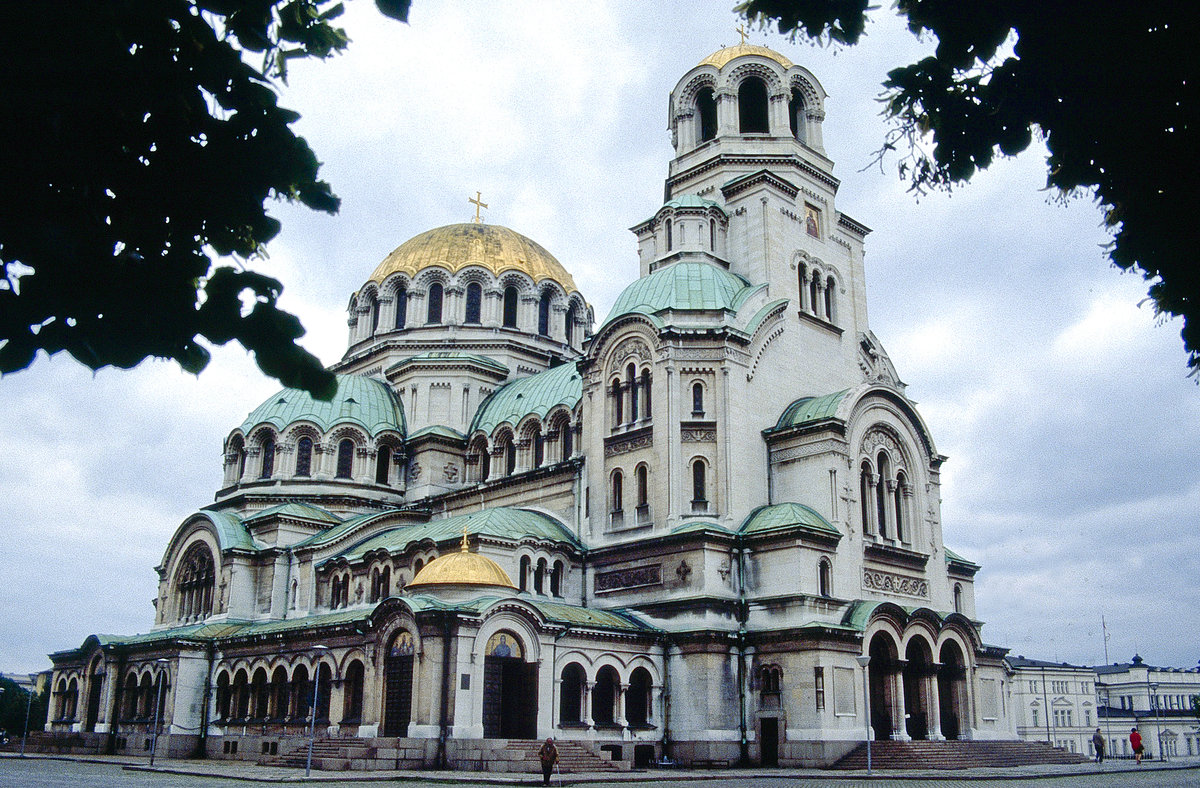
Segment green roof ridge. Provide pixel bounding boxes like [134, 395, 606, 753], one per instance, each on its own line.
[769, 389, 851, 432]
[469, 363, 581, 436]
[240, 374, 406, 438]
[602, 262, 753, 328]
[740, 502, 841, 537]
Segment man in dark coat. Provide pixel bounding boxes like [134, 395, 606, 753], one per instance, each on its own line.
[538, 737, 558, 784]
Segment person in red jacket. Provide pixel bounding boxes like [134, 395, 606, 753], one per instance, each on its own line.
[1130, 727, 1144, 764]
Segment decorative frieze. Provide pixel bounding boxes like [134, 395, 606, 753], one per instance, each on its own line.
[681, 427, 716, 443]
[595, 564, 662, 593]
[604, 426, 653, 457]
[862, 569, 929, 599]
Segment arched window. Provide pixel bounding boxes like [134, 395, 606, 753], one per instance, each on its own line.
[696, 87, 718, 142]
[825, 275, 835, 321]
[560, 419, 573, 460]
[551, 560, 564, 596]
[175, 542, 215, 621]
[894, 470, 906, 541]
[270, 666, 288, 720]
[295, 436, 313, 476]
[376, 445, 391, 485]
[564, 303, 577, 346]
[738, 77, 769, 133]
[692, 382, 704, 415]
[626, 363, 638, 423]
[860, 460, 873, 535]
[502, 286, 519, 328]
[611, 378, 623, 426]
[818, 558, 832, 597]
[953, 583, 963, 613]
[343, 661, 365, 722]
[426, 282, 443, 324]
[395, 285, 408, 329]
[464, 282, 482, 324]
[533, 430, 545, 468]
[665, 218, 673, 251]
[234, 437, 247, 480]
[369, 294, 380, 334]
[876, 452, 890, 538]
[636, 465, 649, 508]
[336, 438, 354, 479]
[797, 264, 807, 311]
[214, 672, 230, 722]
[592, 666, 619, 725]
[559, 663, 585, 724]
[289, 665, 309, 722]
[538, 290, 552, 336]
[709, 218, 716, 250]
[611, 470, 624, 514]
[505, 438, 516, 475]
[259, 438, 275, 479]
[691, 459, 707, 508]
[534, 558, 547, 594]
[232, 670, 249, 719]
[252, 668, 269, 719]
[640, 369, 652, 419]
[809, 271, 819, 313]
[479, 445, 491, 482]
[788, 87, 806, 142]
[124, 673, 140, 720]
[519, 556, 531, 592]
[759, 665, 782, 694]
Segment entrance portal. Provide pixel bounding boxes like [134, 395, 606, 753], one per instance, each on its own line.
[903, 639, 933, 740]
[868, 633, 898, 740]
[84, 672, 103, 732]
[382, 630, 414, 737]
[938, 641, 967, 740]
[481, 630, 537, 739]
[760, 717, 779, 766]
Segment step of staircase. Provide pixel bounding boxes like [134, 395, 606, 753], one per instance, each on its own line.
[259, 736, 622, 772]
[831, 739, 1089, 770]
[501, 738, 623, 773]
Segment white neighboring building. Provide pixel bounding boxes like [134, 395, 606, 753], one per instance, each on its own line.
[1009, 654, 1200, 761]
[44, 42, 1017, 769]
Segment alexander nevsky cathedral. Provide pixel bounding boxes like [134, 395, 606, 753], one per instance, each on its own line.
[45, 42, 1019, 770]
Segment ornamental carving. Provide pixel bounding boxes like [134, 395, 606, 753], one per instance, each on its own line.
[612, 337, 652, 368]
[681, 428, 716, 443]
[604, 430, 654, 457]
[595, 564, 662, 593]
[860, 425, 903, 459]
[443, 463, 460, 483]
[862, 569, 928, 599]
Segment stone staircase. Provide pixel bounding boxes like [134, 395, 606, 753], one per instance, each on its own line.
[831, 739, 1090, 770]
[260, 738, 374, 770]
[502, 738, 623, 773]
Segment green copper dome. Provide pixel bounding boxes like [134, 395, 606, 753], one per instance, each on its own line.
[240, 374, 406, 437]
[602, 262, 754, 328]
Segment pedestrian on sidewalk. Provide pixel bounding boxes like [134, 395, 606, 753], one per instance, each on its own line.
[1130, 727, 1144, 764]
[538, 737, 559, 785]
[1092, 728, 1105, 763]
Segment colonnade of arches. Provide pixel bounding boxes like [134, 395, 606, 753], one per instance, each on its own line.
[609, 362, 652, 429]
[349, 271, 588, 350]
[466, 406, 578, 483]
[557, 661, 656, 729]
[858, 446, 914, 543]
[224, 425, 404, 490]
[797, 262, 838, 324]
[865, 629, 972, 742]
[214, 660, 355, 726]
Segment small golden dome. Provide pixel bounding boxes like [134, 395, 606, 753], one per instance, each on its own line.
[698, 44, 793, 71]
[407, 533, 516, 590]
[369, 223, 578, 293]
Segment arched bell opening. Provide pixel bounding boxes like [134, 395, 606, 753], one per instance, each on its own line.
[482, 630, 537, 739]
[903, 638, 934, 740]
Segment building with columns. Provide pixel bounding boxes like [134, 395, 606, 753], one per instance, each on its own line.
[44, 42, 1017, 769]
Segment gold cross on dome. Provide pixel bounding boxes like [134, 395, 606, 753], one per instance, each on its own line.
[461, 524, 470, 552]
[469, 191, 488, 223]
[735, 23, 748, 45]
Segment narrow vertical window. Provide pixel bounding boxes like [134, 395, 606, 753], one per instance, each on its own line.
[336, 439, 354, 479]
[789, 88, 806, 143]
[691, 459, 707, 505]
[533, 431, 544, 468]
[876, 452, 890, 538]
[818, 558, 832, 597]
[738, 77, 769, 133]
[825, 276, 835, 321]
[696, 87, 717, 142]
[692, 382, 704, 415]
[370, 296, 380, 334]
[665, 218, 673, 252]
[259, 438, 275, 479]
[395, 286, 407, 328]
[640, 370, 652, 419]
[564, 303, 577, 346]
[860, 461, 873, 535]
[561, 420, 573, 460]
[479, 446, 490, 482]
[612, 378, 623, 426]
[375, 445, 391, 485]
[465, 282, 482, 324]
[894, 470, 906, 541]
[519, 556, 531, 592]
[809, 272, 819, 312]
[626, 364, 638, 423]
[505, 439, 516, 475]
[538, 291, 552, 336]
[709, 218, 716, 251]
[636, 465, 648, 507]
[295, 437, 313, 476]
[503, 286, 519, 328]
[798, 264, 808, 311]
[426, 282, 443, 324]
[953, 584, 963, 613]
[814, 667, 826, 710]
[611, 471, 624, 513]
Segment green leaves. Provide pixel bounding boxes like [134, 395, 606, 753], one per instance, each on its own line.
[0, 0, 402, 398]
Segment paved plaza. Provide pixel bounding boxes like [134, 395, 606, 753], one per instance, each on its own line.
[3, 755, 1200, 788]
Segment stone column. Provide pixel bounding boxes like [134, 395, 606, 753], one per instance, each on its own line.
[928, 664, 943, 740]
[616, 683, 628, 728]
[893, 662, 910, 741]
[583, 682, 595, 728]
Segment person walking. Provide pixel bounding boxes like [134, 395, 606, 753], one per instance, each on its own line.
[1092, 728, 1105, 763]
[1130, 727, 1144, 764]
[538, 737, 559, 785]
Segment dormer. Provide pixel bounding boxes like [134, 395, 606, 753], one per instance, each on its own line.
[630, 195, 729, 277]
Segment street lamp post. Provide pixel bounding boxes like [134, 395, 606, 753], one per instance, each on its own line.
[305, 645, 330, 778]
[149, 658, 170, 766]
[21, 674, 36, 756]
[856, 655, 872, 776]
[1149, 681, 1164, 762]
[1097, 683, 1112, 765]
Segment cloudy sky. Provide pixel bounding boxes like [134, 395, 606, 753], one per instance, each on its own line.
[1, 2, 1196, 675]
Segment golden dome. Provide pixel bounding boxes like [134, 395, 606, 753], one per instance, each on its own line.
[369, 223, 578, 293]
[407, 534, 516, 590]
[698, 44, 793, 70]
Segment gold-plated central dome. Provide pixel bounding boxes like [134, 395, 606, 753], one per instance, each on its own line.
[698, 43, 793, 70]
[407, 533, 516, 590]
[369, 223, 578, 293]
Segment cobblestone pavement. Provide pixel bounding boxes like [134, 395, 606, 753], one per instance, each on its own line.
[2, 756, 1199, 788]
